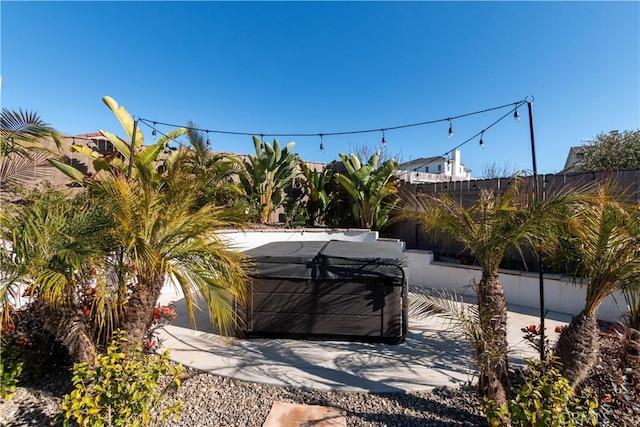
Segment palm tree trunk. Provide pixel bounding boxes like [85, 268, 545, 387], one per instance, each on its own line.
[124, 274, 166, 345]
[41, 306, 96, 363]
[553, 310, 599, 387]
[476, 272, 510, 409]
[624, 327, 640, 385]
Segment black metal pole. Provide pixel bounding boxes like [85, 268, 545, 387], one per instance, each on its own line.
[128, 119, 138, 180]
[527, 100, 546, 360]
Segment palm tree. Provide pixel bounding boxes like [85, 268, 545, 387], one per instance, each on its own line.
[40, 96, 250, 348]
[553, 196, 640, 387]
[90, 169, 250, 344]
[335, 151, 399, 230]
[620, 207, 640, 379]
[0, 109, 65, 198]
[398, 178, 580, 412]
[0, 188, 110, 362]
[165, 123, 245, 210]
[621, 281, 640, 385]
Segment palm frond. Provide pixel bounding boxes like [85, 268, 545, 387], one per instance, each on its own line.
[409, 287, 484, 355]
[1, 108, 64, 155]
[0, 151, 54, 196]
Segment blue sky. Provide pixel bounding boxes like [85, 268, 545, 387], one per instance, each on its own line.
[2, 1, 639, 175]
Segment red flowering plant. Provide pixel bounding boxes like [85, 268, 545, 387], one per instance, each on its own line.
[555, 324, 568, 334]
[521, 323, 550, 355]
[143, 303, 178, 353]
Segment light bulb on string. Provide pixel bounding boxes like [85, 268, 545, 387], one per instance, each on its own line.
[479, 131, 485, 149]
[260, 134, 265, 150]
[319, 134, 325, 153]
[381, 129, 387, 146]
[514, 109, 520, 122]
[151, 122, 157, 140]
[447, 119, 454, 138]
[206, 131, 210, 147]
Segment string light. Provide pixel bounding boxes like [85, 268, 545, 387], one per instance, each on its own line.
[133, 98, 528, 174]
[137, 99, 526, 141]
[151, 122, 157, 140]
[381, 129, 387, 146]
[58, 99, 529, 183]
[206, 131, 210, 147]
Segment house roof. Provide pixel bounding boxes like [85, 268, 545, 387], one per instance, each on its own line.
[562, 146, 585, 172]
[397, 156, 444, 171]
[75, 132, 104, 138]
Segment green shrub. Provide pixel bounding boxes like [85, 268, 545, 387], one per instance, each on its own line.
[483, 357, 599, 427]
[0, 335, 24, 400]
[61, 330, 183, 426]
[283, 200, 309, 228]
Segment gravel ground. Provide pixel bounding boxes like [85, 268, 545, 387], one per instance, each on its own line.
[1, 332, 637, 426]
[154, 371, 486, 427]
[0, 370, 486, 427]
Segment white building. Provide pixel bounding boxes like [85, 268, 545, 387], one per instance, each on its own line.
[395, 149, 472, 183]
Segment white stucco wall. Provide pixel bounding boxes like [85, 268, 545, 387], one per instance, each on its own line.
[406, 249, 626, 323]
[215, 228, 381, 251]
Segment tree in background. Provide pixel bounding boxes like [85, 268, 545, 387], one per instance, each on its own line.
[481, 161, 517, 179]
[335, 151, 399, 230]
[240, 136, 300, 224]
[578, 129, 640, 172]
[348, 141, 403, 166]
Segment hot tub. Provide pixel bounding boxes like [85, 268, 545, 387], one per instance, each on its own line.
[237, 240, 408, 344]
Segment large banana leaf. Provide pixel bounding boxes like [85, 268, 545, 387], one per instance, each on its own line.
[335, 151, 398, 229]
[48, 158, 86, 183]
[102, 96, 143, 148]
[157, 128, 188, 149]
[99, 130, 132, 160]
[70, 144, 102, 160]
[136, 141, 165, 167]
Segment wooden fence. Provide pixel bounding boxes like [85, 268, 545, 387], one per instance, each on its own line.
[387, 170, 640, 262]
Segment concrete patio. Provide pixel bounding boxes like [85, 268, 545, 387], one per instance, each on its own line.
[156, 293, 572, 393]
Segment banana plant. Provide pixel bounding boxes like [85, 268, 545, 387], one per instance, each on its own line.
[50, 96, 186, 184]
[239, 136, 299, 224]
[299, 161, 334, 226]
[335, 151, 399, 229]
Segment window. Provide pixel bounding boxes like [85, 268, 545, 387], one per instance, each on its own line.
[425, 166, 429, 173]
[437, 164, 442, 172]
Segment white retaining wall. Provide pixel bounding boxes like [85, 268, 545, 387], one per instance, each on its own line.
[406, 249, 626, 323]
[216, 228, 381, 251]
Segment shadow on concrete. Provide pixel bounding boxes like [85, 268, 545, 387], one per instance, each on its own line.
[157, 294, 478, 393]
[157, 292, 573, 392]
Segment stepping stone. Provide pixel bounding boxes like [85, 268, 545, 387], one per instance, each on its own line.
[263, 401, 346, 427]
